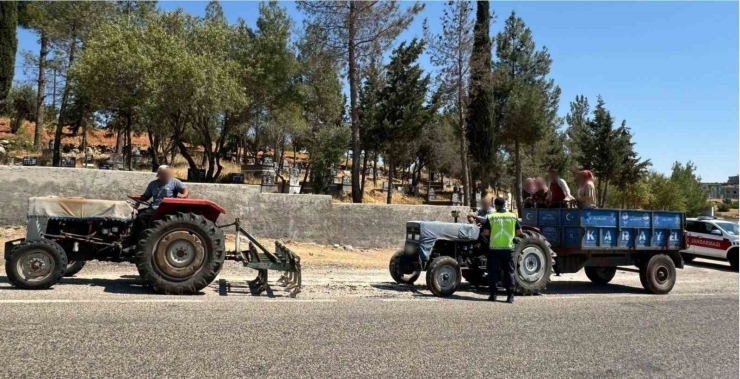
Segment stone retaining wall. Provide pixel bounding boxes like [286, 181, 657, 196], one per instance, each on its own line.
[0, 166, 468, 247]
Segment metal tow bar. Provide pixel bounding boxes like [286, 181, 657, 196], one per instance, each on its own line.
[218, 218, 302, 298]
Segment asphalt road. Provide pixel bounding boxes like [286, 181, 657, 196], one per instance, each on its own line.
[0, 258, 737, 379]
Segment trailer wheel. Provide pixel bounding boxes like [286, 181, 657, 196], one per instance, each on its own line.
[639, 254, 676, 294]
[425, 256, 461, 297]
[5, 239, 67, 290]
[64, 261, 86, 277]
[389, 250, 420, 285]
[462, 268, 487, 287]
[513, 232, 555, 295]
[136, 212, 225, 295]
[584, 267, 617, 285]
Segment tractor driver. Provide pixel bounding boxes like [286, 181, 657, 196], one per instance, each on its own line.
[128, 165, 189, 241]
[481, 197, 522, 303]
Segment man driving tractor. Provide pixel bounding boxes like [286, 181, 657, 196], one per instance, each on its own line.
[128, 165, 189, 240]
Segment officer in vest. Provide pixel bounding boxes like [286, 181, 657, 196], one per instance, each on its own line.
[481, 197, 522, 303]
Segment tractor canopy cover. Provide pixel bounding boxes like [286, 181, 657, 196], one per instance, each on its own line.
[28, 197, 135, 221]
[410, 221, 480, 260]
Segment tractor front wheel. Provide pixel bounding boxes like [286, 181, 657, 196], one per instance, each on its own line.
[389, 250, 420, 285]
[136, 213, 225, 295]
[5, 239, 67, 289]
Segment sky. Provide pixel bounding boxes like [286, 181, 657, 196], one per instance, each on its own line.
[13, 1, 740, 182]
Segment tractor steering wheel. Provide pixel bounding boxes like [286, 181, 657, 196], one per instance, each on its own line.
[127, 195, 150, 209]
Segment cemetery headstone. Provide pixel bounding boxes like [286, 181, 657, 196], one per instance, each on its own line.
[187, 168, 207, 182]
[60, 157, 76, 168]
[22, 157, 38, 166]
[452, 192, 460, 206]
[428, 188, 436, 201]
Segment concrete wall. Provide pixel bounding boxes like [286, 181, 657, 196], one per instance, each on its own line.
[0, 166, 468, 248]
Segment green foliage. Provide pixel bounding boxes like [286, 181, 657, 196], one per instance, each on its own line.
[493, 11, 560, 211]
[644, 171, 687, 212]
[376, 39, 438, 203]
[0, 1, 18, 106]
[717, 203, 730, 212]
[465, 0, 494, 165]
[670, 161, 708, 217]
[6, 84, 37, 133]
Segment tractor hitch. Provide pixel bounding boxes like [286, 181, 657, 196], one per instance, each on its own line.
[218, 218, 302, 298]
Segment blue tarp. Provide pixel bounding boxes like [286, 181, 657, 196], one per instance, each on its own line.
[416, 221, 480, 260]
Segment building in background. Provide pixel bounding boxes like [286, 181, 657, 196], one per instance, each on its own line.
[701, 176, 739, 200]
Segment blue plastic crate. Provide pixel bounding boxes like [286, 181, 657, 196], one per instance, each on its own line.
[538, 209, 560, 226]
[561, 209, 580, 226]
[653, 212, 682, 229]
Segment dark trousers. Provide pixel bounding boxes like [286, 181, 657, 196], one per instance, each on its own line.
[487, 249, 516, 292]
[131, 208, 155, 243]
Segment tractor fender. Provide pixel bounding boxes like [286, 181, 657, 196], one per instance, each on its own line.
[151, 198, 226, 223]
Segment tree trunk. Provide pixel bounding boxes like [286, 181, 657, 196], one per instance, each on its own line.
[125, 111, 132, 170]
[115, 128, 122, 153]
[146, 125, 159, 172]
[459, 125, 471, 207]
[601, 178, 609, 208]
[386, 156, 393, 204]
[53, 30, 77, 166]
[360, 151, 368, 196]
[348, 2, 362, 203]
[372, 152, 378, 187]
[514, 138, 523, 216]
[33, 31, 47, 151]
[81, 120, 87, 167]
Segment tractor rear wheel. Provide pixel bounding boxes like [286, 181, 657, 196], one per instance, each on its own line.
[389, 250, 420, 285]
[584, 267, 617, 285]
[5, 239, 67, 290]
[513, 232, 555, 295]
[64, 261, 86, 277]
[136, 212, 225, 295]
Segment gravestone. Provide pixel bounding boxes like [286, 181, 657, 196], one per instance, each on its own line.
[60, 157, 76, 168]
[382, 181, 389, 193]
[232, 174, 244, 184]
[428, 188, 436, 201]
[289, 168, 301, 194]
[22, 157, 38, 166]
[260, 171, 278, 193]
[452, 192, 460, 206]
[187, 168, 207, 182]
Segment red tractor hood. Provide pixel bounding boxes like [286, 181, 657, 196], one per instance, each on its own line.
[152, 198, 226, 223]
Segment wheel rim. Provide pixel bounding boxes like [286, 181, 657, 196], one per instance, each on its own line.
[518, 246, 546, 283]
[435, 265, 457, 291]
[655, 264, 669, 285]
[153, 230, 206, 280]
[16, 250, 55, 282]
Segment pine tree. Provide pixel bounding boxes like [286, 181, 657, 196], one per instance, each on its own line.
[297, 1, 423, 203]
[565, 94, 589, 171]
[425, 0, 476, 205]
[0, 1, 18, 108]
[494, 12, 560, 214]
[376, 39, 437, 204]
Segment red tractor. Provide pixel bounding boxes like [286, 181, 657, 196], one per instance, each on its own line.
[4, 196, 301, 295]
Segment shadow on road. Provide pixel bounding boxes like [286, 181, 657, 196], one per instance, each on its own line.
[685, 260, 737, 273]
[372, 278, 645, 297]
[0, 275, 208, 295]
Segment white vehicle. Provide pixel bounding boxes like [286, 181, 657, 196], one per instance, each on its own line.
[681, 217, 739, 270]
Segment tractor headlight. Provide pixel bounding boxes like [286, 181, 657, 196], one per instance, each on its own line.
[101, 228, 109, 235]
[111, 226, 119, 233]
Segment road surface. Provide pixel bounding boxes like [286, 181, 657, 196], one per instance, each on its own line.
[0, 258, 737, 379]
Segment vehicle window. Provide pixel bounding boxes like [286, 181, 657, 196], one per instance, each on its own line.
[694, 222, 717, 235]
[716, 222, 739, 236]
[686, 221, 697, 232]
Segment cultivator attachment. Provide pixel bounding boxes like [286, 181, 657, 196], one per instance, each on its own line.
[219, 219, 302, 298]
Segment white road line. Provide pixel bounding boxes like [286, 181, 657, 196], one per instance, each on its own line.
[0, 299, 203, 304]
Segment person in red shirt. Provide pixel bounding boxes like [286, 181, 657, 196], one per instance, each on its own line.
[546, 169, 573, 207]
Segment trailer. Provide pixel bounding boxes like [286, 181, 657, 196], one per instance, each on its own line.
[522, 208, 685, 294]
[389, 208, 686, 296]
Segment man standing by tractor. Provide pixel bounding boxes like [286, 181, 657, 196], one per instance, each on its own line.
[128, 165, 189, 241]
[481, 197, 522, 303]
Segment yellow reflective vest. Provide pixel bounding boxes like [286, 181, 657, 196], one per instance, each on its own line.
[487, 212, 518, 250]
